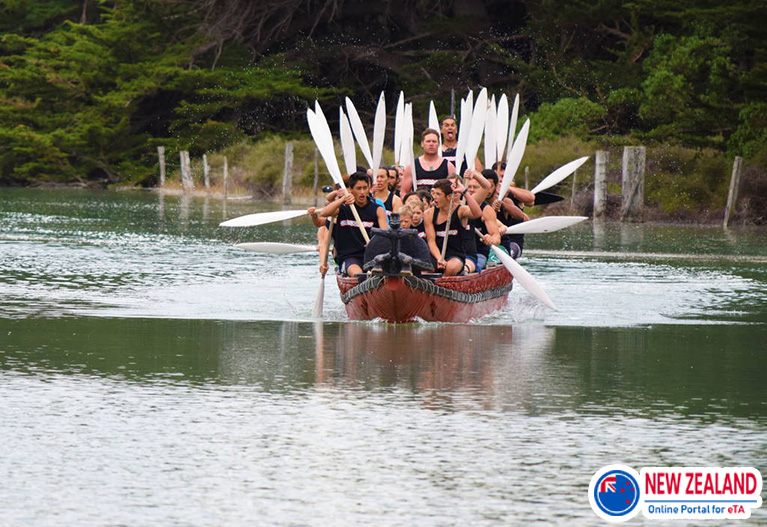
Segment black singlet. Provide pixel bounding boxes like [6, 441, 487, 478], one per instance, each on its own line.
[431, 206, 465, 260]
[414, 157, 450, 191]
[333, 199, 382, 264]
[499, 196, 525, 251]
[469, 202, 491, 258]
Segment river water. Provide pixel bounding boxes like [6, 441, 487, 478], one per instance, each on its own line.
[1, 188, 766, 526]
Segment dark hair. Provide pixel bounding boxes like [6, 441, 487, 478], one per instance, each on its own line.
[421, 128, 440, 140]
[492, 161, 507, 171]
[348, 171, 371, 188]
[416, 189, 432, 203]
[440, 115, 457, 126]
[432, 178, 453, 196]
[481, 168, 498, 185]
[356, 165, 368, 173]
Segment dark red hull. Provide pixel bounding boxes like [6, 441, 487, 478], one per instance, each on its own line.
[337, 265, 514, 323]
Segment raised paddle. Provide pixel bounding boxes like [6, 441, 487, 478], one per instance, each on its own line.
[496, 93, 509, 161]
[371, 92, 386, 173]
[503, 216, 588, 234]
[220, 209, 308, 227]
[474, 228, 557, 310]
[464, 88, 487, 175]
[506, 93, 520, 158]
[533, 191, 565, 206]
[394, 91, 405, 165]
[530, 156, 590, 194]
[484, 94, 497, 170]
[428, 101, 441, 148]
[307, 107, 370, 243]
[345, 97, 374, 169]
[235, 242, 316, 254]
[496, 118, 530, 205]
[313, 217, 336, 318]
[339, 108, 356, 176]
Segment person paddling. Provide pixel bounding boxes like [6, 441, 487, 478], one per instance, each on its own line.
[424, 178, 481, 276]
[401, 129, 455, 193]
[371, 167, 402, 217]
[320, 172, 388, 276]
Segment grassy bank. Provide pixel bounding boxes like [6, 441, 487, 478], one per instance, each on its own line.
[159, 135, 767, 226]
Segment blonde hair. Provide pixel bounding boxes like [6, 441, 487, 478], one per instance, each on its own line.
[398, 205, 414, 218]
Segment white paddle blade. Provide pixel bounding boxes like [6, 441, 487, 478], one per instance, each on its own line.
[428, 101, 441, 148]
[307, 109, 344, 188]
[504, 216, 588, 235]
[339, 108, 357, 176]
[345, 97, 374, 168]
[312, 276, 325, 318]
[394, 91, 405, 164]
[496, 94, 509, 161]
[484, 96, 497, 169]
[491, 245, 557, 310]
[372, 92, 386, 171]
[497, 118, 530, 199]
[235, 242, 317, 254]
[530, 156, 590, 194]
[506, 93, 520, 156]
[220, 209, 308, 227]
[465, 88, 488, 169]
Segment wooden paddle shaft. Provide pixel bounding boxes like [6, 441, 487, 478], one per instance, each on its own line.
[319, 217, 336, 278]
[440, 192, 456, 260]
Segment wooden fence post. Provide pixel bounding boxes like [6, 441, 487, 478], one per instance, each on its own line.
[157, 146, 166, 187]
[621, 146, 645, 222]
[594, 150, 608, 218]
[723, 156, 744, 228]
[203, 154, 210, 192]
[179, 150, 194, 192]
[570, 169, 578, 211]
[282, 142, 294, 205]
[524, 166, 529, 190]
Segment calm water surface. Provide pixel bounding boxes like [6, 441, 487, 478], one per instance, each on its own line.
[1, 188, 766, 526]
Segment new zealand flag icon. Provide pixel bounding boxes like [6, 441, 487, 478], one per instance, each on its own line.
[594, 470, 640, 517]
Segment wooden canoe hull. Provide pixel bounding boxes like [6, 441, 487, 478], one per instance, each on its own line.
[337, 265, 513, 323]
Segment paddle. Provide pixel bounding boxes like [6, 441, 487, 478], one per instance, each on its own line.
[503, 216, 588, 234]
[534, 191, 565, 206]
[496, 118, 530, 201]
[394, 91, 405, 165]
[235, 242, 316, 254]
[483, 94, 497, 170]
[454, 97, 471, 175]
[496, 94, 509, 162]
[220, 209, 308, 228]
[307, 106, 370, 243]
[313, 217, 336, 318]
[339, 108, 356, 176]
[371, 92, 386, 172]
[474, 228, 557, 310]
[345, 97, 374, 169]
[506, 93, 520, 158]
[464, 88, 487, 174]
[530, 156, 590, 194]
[440, 191, 457, 261]
[429, 101, 441, 148]
[402, 102, 416, 188]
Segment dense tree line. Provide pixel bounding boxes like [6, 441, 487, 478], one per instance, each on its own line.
[1, 0, 766, 186]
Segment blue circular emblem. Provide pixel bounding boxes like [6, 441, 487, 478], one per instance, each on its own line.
[593, 469, 640, 517]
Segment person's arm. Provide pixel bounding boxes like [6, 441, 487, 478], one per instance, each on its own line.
[508, 186, 535, 207]
[424, 209, 442, 264]
[401, 164, 414, 194]
[464, 169, 491, 203]
[319, 193, 353, 218]
[392, 195, 403, 212]
[376, 206, 389, 230]
[307, 207, 324, 228]
[500, 197, 529, 221]
[481, 205, 501, 247]
[453, 182, 482, 220]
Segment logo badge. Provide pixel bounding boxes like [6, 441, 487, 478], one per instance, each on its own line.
[589, 464, 642, 522]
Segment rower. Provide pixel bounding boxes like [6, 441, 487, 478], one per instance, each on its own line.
[467, 170, 502, 272]
[320, 172, 388, 276]
[440, 116, 458, 166]
[401, 128, 455, 194]
[424, 178, 481, 276]
[371, 167, 402, 217]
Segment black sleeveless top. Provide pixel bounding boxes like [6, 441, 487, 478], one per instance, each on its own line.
[333, 199, 382, 263]
[499, 196, 525, 250]
[415, 220, 426, 240]
[431, 207, 465, 260]
[469, 202, 491, 258]
[414, 157, 450, 191]
[442, 146, 457, 166]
